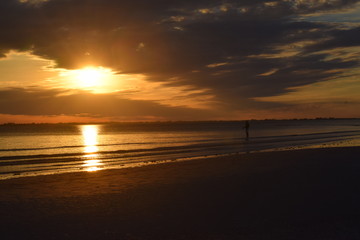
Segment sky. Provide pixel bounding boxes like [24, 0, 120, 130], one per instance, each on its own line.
[0, 0, 360, 123]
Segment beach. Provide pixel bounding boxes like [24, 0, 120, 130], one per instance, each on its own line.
[1, 146, 360, 239]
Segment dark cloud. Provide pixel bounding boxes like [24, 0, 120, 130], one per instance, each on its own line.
[0, 0, 360, 118]
[0, 87, 219, 119]
[305, 26, 360, 52]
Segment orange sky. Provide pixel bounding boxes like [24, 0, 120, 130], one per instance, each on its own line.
[0, 0, 360, 123]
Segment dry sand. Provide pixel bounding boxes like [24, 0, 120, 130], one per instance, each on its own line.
[1, 147, 360, 239]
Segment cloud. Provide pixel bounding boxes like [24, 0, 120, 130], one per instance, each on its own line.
[0, 87, 219, 120]
[0, 0, 360, 119]
[305, 26, 360, 52]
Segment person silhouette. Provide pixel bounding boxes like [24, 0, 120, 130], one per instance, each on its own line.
[243, 120, 250, 140]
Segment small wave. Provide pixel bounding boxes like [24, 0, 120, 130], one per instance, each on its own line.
[0, 136, 227, 153]
[1, 123, 359, 180]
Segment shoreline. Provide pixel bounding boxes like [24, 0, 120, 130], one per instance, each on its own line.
[1, 146, 360, 239]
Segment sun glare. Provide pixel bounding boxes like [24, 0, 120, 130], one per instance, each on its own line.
[57, 66, 119, 92]
[54, 65, 148, 94]
[75, 67, 109, 88]
[81, 125, 103, 172]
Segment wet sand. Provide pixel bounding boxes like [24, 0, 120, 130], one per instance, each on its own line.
[1, 147, 360, 239]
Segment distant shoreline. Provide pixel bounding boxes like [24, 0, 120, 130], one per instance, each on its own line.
[1, 117, 360, 126]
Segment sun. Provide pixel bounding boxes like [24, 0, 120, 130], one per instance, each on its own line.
[56, 65, 141, 93]
[75, 67, 107, 88]
[58, 66, 116, 92]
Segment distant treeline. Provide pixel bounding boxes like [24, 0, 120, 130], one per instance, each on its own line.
[1, 118, 359, 127]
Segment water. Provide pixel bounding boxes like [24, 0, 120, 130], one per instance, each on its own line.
[0, 119, 359, 180]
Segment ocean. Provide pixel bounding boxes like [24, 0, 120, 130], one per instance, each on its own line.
[1, 119, 359, 180]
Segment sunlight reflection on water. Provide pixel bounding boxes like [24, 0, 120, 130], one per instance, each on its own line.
[81, 125, 103, 172]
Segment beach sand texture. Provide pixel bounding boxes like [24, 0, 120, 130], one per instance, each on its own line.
[1, 147, 360, 239]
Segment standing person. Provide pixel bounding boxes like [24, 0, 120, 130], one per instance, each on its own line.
[244, 120, 250, 140]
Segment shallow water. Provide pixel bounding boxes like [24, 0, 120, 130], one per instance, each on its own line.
[1, 119, 359, 179]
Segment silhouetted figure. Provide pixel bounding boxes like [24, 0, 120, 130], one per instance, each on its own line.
[243, 120, 250, 140]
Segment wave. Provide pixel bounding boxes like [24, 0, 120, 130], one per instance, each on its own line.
[1, 129, 359, 153]
[1, 128, 359, 179]
[1, 129, 359, 163]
